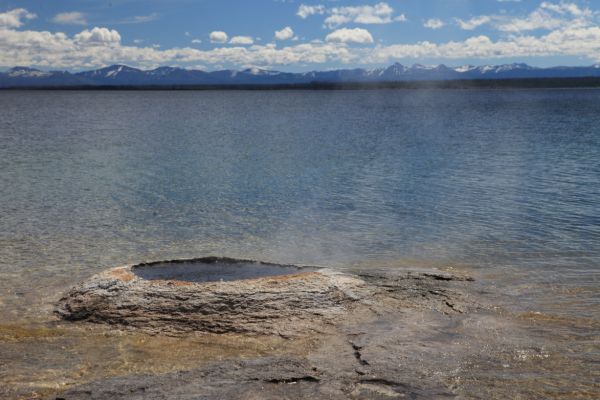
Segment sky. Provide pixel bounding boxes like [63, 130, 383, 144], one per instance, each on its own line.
[1, 0, 600, 71]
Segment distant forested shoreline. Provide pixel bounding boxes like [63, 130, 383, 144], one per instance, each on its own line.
[3, 77, 600, 90]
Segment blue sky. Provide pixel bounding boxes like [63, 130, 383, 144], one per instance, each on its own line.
[1, 0, 600, 71]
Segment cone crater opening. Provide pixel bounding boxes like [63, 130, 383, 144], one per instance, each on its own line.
[131, 257, 316, 283]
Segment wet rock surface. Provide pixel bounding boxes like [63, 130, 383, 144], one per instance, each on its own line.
[56, 356, 450, 400]
[51, 259, 498, 399]
[56, 257, 366, 336]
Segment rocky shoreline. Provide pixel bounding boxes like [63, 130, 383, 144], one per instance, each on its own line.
[40, 257, 595, 399]
[50, 257, 499, 399]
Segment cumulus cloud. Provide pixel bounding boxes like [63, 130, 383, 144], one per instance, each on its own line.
[229, 35, 254, 45]
[3, 23, 600, 70]
[275, 26, 294, 41]
[365, 26, 600, 63]
[209, 31, 228, 43]
[74, 27, 121, 45]
[2, 4, 600, 71]
[52, 12, 86, 25]
[325, 3, 396, 28]
[297, 5, 325, 19]
[191, 39, 202, 44]
[424, 19, 444, 29]
[0, 17, 358, 69]
[298, 2, 405, 28]
[0, 8, 36, 28]
[325, 28, 374, 44]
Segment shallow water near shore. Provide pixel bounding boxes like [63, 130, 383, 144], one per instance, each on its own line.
[0, 89, 599, 398]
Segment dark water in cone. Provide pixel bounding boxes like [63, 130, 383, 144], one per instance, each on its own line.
[132, 259, 313, 283]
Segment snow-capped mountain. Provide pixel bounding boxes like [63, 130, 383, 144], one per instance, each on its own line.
[7, 66, 52, 78]
[78, 64, 141, 79]
[2, 63, 600, 87]
[1, 67, 85, 86]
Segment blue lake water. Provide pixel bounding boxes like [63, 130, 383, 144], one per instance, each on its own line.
[1, 89, 599, 320]
[0, 89, 599, 396]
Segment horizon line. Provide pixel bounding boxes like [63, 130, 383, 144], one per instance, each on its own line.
[5, 62, 600, 75]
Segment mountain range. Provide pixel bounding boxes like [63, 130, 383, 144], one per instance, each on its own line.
[2, 63, 600, 87]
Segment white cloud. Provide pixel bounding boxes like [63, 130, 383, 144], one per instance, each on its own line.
[424, 19, 444, 29]
[52, 12, 86, 26]
[275, 26, 294, 41]
[365, 25, 600, 63]
[495, 2, 592, 32]
[2, 5, 600, 71]
[229, 35, 254, 45]
[540, 1, 590, 17]
[128, 14, 159, 24]
[74, 27, 121, 45]
[3, 24, 600, 70]
[298, 2, 404, 28]
[324, 2, 403, 28]
[455, 2, 594, 33]
[0, 8, 36, 28]
[456, 16, 492, 30]
[495, 10, 563, 32]
[325, 28, 374, 44]
[209, 31, 228, 43]
[297, 5, 325, 19]
[191, 39, 202, 44]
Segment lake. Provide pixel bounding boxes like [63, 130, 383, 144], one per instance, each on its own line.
[1, 89, 599, 397]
